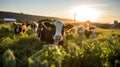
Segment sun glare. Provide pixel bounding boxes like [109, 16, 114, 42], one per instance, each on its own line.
[70, 6, 101, 22]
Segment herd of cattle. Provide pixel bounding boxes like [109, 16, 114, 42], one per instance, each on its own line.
[12, 20, 96, 46]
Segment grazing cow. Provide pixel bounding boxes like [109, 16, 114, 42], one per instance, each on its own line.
[77, 25, 96, 38]
[13, 22, 28, 35]
[29, 22, 39, 33]
[37, 20, 73, 46]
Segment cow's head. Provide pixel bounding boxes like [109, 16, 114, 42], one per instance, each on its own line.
[13, 22, 27, 34]
[41, 21, 64, 41]
[53, 20, 64, 42]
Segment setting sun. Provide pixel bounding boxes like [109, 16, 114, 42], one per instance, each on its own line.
[70, 6, 101, 22]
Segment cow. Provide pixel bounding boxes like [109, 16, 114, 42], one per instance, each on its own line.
[77, 25, 96, 38]
[27, 21, 39, 33]
[13, 22, 28, 35]
[77, 26, 86, 37]
[37, 20, 73, 46]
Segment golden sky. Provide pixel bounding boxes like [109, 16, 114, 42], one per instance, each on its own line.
[0, 0, 120, 23]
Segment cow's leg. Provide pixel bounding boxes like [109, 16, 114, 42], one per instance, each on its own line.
[14, 27, 17, 35]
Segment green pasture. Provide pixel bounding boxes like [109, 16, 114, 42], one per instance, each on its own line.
[0, 23, 120, 67]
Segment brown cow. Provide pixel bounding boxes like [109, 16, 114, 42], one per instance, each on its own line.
[13, 22, 28, 35]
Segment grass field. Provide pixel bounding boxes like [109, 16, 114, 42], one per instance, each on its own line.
[0, 23, 120, 67]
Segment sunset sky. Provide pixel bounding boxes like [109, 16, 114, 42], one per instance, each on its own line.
[0, 0, 120, 23]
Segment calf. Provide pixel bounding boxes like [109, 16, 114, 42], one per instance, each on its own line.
[37, 20, 73, 46]
[13, 22, 27, 35]
[77, 25, 96, 38]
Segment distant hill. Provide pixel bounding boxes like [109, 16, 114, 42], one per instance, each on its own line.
[93, 23, 113, 29]
[111, 23, 120, 29]
[0, 11, 73, 23]
[0, 11, 45, 22]
[1, 11, 119, 29]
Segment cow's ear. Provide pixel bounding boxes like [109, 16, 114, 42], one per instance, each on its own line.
[13, 22, 17, 26]
[64, 24, 74, 31]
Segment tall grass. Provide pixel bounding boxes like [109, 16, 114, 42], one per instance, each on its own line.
[0, 23, 120, 67]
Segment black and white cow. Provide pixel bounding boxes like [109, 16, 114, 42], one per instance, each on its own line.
[13, 22, 28, 35]
[37, 20, 73, 46]
[77, 25, 96, 38]
[28, 21, 39, 33]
